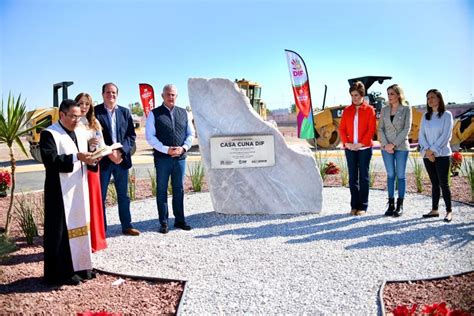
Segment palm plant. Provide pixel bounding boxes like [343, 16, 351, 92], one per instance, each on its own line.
[0, 93, 43, 236]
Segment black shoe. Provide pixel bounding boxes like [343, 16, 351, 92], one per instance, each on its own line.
[174, 222, 191, 230]
[63, 274, 83, 286]
[77, 270, 96, 280]
[423, 210, 440, 218]
[159, 224, 169, 234]
[444, 212, 452, 222]
[393, 198, 404, 217]
[384, 198, 395, 216]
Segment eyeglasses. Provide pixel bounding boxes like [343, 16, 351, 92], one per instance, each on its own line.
[63, 112, 82, 120]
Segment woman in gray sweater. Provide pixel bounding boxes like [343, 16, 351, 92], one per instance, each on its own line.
[418, 89, 453, 222]
[378, 84, 412, 217]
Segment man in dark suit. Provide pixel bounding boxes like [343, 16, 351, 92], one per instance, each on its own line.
[145, 84, 194, 234]
[95, 82, 140, 236]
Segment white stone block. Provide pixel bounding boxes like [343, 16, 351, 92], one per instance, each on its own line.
[188, 78, 323, 214]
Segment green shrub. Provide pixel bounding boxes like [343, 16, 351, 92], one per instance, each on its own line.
[461, 156, 474, 202]
[189, 162, 205, 192]
[410, 155, 425, 193]
[336, 156, 349, 187]
[369, 162, 377, 188]
[168, 179, 172, 195]
[128, 168, 136, 201]
[0, 233, 17, 257]
[107, 184, 117, 205]
[14, 193, 39, 245]
[314, 151, 328, 181]
[147, 169, 157, 197]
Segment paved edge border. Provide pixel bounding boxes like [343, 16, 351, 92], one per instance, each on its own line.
[378, 269, 474, 315]
[92, 268, 188, 315]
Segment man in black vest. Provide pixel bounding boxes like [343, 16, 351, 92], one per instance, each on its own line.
[145, 84, 194, 234]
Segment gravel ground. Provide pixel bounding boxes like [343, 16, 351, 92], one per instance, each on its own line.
[92, 187, 474, 315]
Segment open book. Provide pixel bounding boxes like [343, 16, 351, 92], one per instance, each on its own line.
[90, 143, 123, 160]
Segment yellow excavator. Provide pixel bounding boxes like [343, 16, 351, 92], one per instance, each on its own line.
[26, 81, 72, 162]
[235, 79, 267, 120]
[307, 76, 473, 149]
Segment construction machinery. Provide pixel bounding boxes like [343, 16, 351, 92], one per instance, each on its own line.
[235, 79, 268, 120]
[26, 81, 72, 162]
[452, 108, 474, 150]
[307, 76, 473, 150]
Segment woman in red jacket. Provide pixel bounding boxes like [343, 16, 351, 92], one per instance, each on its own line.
[339, 81, 377, 216]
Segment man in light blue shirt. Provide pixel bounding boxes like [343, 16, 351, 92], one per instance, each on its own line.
[145, 84, 194, 233]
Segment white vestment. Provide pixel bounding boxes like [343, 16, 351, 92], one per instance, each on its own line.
[46, 123, 92, 272]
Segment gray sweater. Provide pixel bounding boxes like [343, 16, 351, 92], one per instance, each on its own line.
[418, 111, 453, 157]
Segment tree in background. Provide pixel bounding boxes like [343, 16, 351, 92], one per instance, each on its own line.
[129, 102, 144, 116]
[290, 103, 296, 113]
[0, 93, 43, 236]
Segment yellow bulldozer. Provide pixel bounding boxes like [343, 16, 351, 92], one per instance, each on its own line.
[307, 76, 473, 150]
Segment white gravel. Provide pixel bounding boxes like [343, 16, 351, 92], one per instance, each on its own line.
[93, 188, 474, 315]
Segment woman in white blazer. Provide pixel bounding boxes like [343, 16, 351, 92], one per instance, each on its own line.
[378, 84, 412, 217]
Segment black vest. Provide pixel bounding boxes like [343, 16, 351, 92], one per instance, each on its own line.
[152, 104, 188, 160]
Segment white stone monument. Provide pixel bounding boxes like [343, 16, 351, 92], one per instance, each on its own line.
[188, 78, 323, 214]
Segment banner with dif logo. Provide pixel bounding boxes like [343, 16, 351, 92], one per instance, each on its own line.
[284, 50, 315, 139]
[138, 83, 155, 117]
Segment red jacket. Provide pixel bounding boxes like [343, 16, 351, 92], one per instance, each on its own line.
[339, 102, 376, 147]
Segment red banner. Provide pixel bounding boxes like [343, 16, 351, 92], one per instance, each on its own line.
[138, 83, 155, 117]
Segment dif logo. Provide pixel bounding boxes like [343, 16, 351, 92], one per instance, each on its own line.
[291, 59, 304, 77]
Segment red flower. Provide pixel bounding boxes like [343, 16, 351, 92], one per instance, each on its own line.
[421, 302, 449, 315]
[0, 169, 11, 191]
[451, 152, 463, 163]
[393, 304, 418, 316]
[324, 162, 340, 175]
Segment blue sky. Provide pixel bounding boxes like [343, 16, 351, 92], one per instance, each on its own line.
[1, 0, 472, 111]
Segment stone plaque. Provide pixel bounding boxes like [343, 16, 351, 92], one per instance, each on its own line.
[210, 135, 275, 169]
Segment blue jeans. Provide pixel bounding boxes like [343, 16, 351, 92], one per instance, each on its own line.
[155, 157, 186, 226]
[381, 150, 409, 199]
[345, 148, 372, 211]
[100, 163, 132, 231]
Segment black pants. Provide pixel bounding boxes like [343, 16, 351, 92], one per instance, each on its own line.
[423, 156, 452, 212]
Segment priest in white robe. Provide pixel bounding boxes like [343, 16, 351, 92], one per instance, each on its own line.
[40, 99, 98, 286]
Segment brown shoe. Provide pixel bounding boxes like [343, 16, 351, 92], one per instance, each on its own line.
[122, 228, 140, 236]
[422, 210, 439, 218]
[349, 209, 358, 215]
[355, 210, 366, 216]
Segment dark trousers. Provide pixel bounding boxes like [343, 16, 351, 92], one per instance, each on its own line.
[345, 148, 372, 211]
[423, 156, 452, 212]
[155, 156, 186, 226]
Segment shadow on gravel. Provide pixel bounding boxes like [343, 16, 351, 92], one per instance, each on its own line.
[345, 222, 474, 250]
[1, 251, 43, 266]
[0, 276, 57, 294]
[191, 211, 473, 250]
